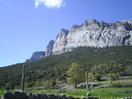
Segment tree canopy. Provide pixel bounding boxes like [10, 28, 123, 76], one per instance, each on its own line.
[67, 63, 85, 88]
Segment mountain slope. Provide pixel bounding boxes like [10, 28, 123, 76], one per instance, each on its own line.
[0, 46, 132, 89]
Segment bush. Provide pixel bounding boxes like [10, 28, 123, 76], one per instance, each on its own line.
[94, 73, 102, 81]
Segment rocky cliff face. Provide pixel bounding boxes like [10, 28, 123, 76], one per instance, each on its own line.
[52, 29, 69, 55]
[26, 51, 45, 62]
[45, 40, 54, 56]
[50, 19, 132, 55]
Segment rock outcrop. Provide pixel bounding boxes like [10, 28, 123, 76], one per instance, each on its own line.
[26, 51, 45, 62]
[45, 40, 54, 56]
[52, 29, 69, 55]
[50, 19, 132, 55]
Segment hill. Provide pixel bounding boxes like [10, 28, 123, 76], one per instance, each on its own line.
[0, 46, 132, 89]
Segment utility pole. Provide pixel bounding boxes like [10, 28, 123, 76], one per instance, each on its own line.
[22, 64, 25, 92]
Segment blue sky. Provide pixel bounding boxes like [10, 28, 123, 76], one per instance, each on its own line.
[0, 0, 132, 67]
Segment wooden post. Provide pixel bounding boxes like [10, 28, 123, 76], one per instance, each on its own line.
[86, 65, 93, 97]
[86, 71, 89, 96]
[85, 63, 89, 96]
[86, 71, 88, 92]
[22, 64, 25, 92]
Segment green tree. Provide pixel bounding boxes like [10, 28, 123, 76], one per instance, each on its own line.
[67, 63, 85, 88]
[88, 73, 94, 81]
[108, 73, 119, 85]
[94, 73, 102, 81]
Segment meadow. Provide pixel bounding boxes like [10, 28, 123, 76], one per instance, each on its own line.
[1, 87, 132, 99]
[1, 79, 132, 99]
[30, 87, 132, 98]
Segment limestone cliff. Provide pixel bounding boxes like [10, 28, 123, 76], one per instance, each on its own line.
[50, 19, 132, 55]
[45, 40, 54, 56]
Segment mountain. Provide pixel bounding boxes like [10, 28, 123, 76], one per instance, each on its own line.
[27, 19, 132, 62]
[1, 19, 132, 89]
[46, 19, 132, 55]
[26, 51, 45, 62]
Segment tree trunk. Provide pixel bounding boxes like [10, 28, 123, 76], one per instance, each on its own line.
[74, 84, 77, 88]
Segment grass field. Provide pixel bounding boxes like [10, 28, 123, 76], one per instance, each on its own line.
[0, 87, 132, 98]
[97, 79, 132, 86]
[0, 90, 4, 99]
[29, 87, 132, 98]
[0, 79, 132, 99]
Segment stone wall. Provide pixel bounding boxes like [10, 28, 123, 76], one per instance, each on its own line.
[2, 91, 97, 99]
[2, 91, 132, 99]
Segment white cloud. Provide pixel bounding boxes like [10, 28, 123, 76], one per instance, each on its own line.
[34, 0, 64, 8]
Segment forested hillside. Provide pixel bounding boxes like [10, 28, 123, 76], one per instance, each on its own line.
[0, 46, 132, 89]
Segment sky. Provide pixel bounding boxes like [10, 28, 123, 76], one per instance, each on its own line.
[0, 0, 132, 67]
